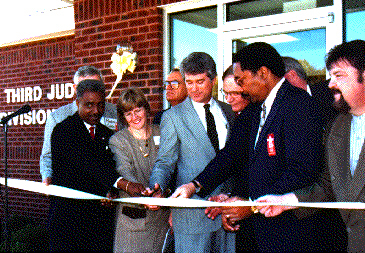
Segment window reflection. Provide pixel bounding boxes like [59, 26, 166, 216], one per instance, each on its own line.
[226, 0, 333, 22]
[169, 7, 218, 69]
[235, 29, 326, 85]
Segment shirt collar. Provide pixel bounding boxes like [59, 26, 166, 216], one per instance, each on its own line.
[191, 97, 215, 109]
[83, 121, 95, 131]
[262, 77, 285, 111]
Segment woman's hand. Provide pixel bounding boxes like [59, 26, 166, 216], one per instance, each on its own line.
[125, 181, 147, 197]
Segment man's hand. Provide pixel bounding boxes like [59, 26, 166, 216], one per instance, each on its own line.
[256, 193, 298, 217]
[205, 194, 230, 220]
[171, 182, 196, 198]
[221, 197, 253, 232]
[145, 183, 163, 211]
[42, 177, 52, 186]
[101, 191, 118, 207]
[222, 211, 240, 232]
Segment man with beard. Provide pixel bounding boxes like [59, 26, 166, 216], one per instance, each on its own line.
[256, 40, 365, 252]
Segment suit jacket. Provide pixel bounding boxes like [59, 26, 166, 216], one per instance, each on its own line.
[309, 79, 339, 126]
[40, 101, 118, 180]
[196, 81, 344, 252]
[48, 112, 119, 251]
[149, 97, 234, 235]
[297, 112, 365, 252]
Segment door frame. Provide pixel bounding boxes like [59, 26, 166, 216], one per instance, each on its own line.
[219, 5, 342, 99]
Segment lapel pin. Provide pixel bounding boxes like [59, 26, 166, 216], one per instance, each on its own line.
[267, 133, 276, 156]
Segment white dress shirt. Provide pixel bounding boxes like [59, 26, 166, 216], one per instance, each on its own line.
[191, 98, 228, 150]
[350, 113, 365, 175]
[255, 78, 286, 145]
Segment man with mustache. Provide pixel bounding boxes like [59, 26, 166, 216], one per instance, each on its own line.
[257, 40, 365, 252]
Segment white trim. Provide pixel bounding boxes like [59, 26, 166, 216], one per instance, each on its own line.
[160, 0, 218, 13]
[0, 30, 74, 48]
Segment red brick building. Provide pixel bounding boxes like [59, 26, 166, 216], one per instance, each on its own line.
[1, 0, 365, 222]
[0, 0, 181, 220]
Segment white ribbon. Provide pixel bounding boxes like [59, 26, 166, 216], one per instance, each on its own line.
[1, 178, 365, 209]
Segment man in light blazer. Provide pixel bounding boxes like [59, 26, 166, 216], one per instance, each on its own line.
[149, 52, 235, 253]
[256, 40, 365, 253]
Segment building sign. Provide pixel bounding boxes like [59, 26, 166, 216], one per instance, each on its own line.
[0, 83, 74, 126]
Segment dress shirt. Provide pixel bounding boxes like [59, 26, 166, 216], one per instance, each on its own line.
[83, 121, 96, 134]
[83, 121, 122, 187]
[191, 98, 228, 150]
[306, 85, 312, 96]
[255, 78, 286, 144]
[350, 113, 365, 175]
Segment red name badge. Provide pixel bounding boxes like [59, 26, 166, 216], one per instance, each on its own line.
[267, 133, 276, 156]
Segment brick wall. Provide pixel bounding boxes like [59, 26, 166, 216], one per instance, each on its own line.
[0, 0, 183, 221]
[74, 0, 182, 113]
[0, 35, 76, 220]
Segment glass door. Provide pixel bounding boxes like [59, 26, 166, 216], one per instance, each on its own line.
[220, 4, 342, 100]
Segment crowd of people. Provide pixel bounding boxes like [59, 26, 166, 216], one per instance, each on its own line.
[39, 40, 365, 252]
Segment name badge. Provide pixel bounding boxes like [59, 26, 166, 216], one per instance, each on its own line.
[267, 133, 276, 156]
[100, 117, 118, 131]
[153, 136, 160, 146]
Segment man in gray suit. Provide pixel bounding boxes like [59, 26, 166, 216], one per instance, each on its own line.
[40, 66, 118, 185]
[149, 52, 235, 252]
[256, 40, 365, 252]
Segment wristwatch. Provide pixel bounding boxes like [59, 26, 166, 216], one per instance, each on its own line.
[191, 180, 202, 193]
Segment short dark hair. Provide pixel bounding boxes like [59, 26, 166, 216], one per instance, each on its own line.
[282, 56, 307, 81]
[222, 65, 234, 81]
[117, 87, 150, 125]
[233, 42, 285, 78]
[326, 40, 365, 83]
[74, 65, 103, 84]
[180, 52, 217, 80]
[170, 68, 180, 74]
[76, 79, 106, 99]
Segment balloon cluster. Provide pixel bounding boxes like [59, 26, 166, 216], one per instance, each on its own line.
[107, 43, 137, 99]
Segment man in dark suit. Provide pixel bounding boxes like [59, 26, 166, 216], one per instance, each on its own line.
[283, 56, 338, 125]
[149, 52, 235, 252]
[48, 79, 121, 251]
[40, 65, 119, 186]
[172, 42, 345, 252]
[256, 40, 365, 252]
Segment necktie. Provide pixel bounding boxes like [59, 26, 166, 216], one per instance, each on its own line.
[204, 104, 219, 153]
[89, 126, 95, 140]
[258, 103, 266, 135]
[255, 104, 266, 147]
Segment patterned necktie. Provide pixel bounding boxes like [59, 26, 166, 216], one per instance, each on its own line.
[204, 104, 219, 153]
[89, 126, 95, 140]
[255, 103, 266, 147]
[258, 103, 266, 135]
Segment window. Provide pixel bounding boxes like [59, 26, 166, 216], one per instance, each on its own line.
[169, 6, 218, 70]
[346, 1, 365, 41]
[226, 0, 333, 22]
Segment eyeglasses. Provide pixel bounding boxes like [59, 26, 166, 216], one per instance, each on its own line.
[220, 88, 243, 98]
[164, 81, 180, 90]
